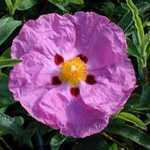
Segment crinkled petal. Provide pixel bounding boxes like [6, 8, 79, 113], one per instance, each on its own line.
[11, 13, 78, 60]
[9, 51, 60, 128]
[65, 12, 127, 69]
[36, 87, 109, 138]
[80, 59, 136, 115]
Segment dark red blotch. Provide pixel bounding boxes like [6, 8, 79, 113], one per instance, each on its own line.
[77, 54, 88, 63]
[54, 54, 64, 65]
[86, 74, 96, 84]
[52, 76, 62, 85]
[70, 87, 80, 97]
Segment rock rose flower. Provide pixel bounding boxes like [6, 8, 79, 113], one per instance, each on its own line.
[9, 12, 136, 138]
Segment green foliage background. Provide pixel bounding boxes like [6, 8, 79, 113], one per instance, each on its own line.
[0, 0, 150, 149]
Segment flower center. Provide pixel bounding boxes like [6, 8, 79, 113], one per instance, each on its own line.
[60, 57, 87, 86]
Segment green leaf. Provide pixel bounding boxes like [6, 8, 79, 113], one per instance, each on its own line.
[48, 0, 68, 12]
[50, 134, 67, 150]
[49, 0, 84, 5]
[15, 0, 37, 11]
[144, 34, 150, 57]
[66, 0, 84, 5]
[0, 16, 22, 46]
[0, 107, 7, 113]
[0, 73, 13, 108]
[119, 9, 133, 34]
[101, 2, 115, 19]
[116, 112, 147, 130]
[5, 0, 14, 15]
[107, 125, 150, 149]
[73, 135, 109, 150]
[0, 73, 9, 97]
[126, 0, 144, 48]
[109, 143, 118, 150]
[0, 112, 24, 136]
[0, 58, 21, 68]
[48, 0, 84, 12]
[0, 48, 11, 59]
[140, 84, 150, 107]
[127, 37, 141, 58]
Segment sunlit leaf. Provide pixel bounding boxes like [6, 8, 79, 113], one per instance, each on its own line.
[0, 58, 21, 68]
[126, 0, 144, 48]
[0, 48, 11, 59]
[116, 112, 147, 130]
[5, 0, 14, 15]
[50, 134, 67, 150]
[15, 0, 37, 11]
[48, 0, 84, 12]
[107, 125, 150, 149]
[0, 16, 22, 46]
[0, 112, 24, 136]
[109, 143, 118, 150]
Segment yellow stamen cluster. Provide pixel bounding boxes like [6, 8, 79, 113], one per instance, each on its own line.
[60, 57, 87, 86]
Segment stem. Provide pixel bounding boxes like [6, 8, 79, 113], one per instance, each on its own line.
[102, 132, 128, 149]
[0, 137, 12, 150]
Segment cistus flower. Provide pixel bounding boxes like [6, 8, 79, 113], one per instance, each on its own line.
[9, 12, 136, 138]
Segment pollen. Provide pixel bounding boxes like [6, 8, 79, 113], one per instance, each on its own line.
[60, 57, 87, 86]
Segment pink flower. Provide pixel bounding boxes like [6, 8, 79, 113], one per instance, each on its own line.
[9, 12, 136, 138]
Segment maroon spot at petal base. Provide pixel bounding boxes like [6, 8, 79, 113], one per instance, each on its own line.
[70, 87, 80, 97]
[86, 74, 96, 85]
[54, 54, 64, 65]
[77, 54, 88, 63]
[52, 76, 62, 85]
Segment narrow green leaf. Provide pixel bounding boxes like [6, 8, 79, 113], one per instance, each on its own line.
[101, 2, 115, 19]
[66, 0, 84, 5]
[107, 125, 150, 149]
[49, 0, 84, 5]
[0, 137, 12, 150]
[140, 84, 150, 107]
[0, 112, 23, 136]
[116, 112, 147, 130]
[0, 48, 11, 59]
[127, 37, 141, 58]
[0, 16, 22, 46]
[48, 0, 68, 12]
[144, 34, 150, 57]
[48, 0, 84, 12]
[0, 73, 9, 95]
[118, 9, 133, 33]
[50, 134, 66, 150]
[73, 135, 109, 150]
[15, 0, 37, 11]
[126, 0, 144, 48]
[5, 0, 14, 15]
[109, 143, 118, 150]
[0, 73, 13, 107]
[0, 58, 21, 68]
[0, 107, 7, 113]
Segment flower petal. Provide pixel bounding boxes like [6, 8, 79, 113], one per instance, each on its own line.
[37, 87, 109, 138]
[80, 59, 136, 115]
[65, 12, 127, 69]
[11, 13, 78, 60]
[9, 51, 60, 128]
